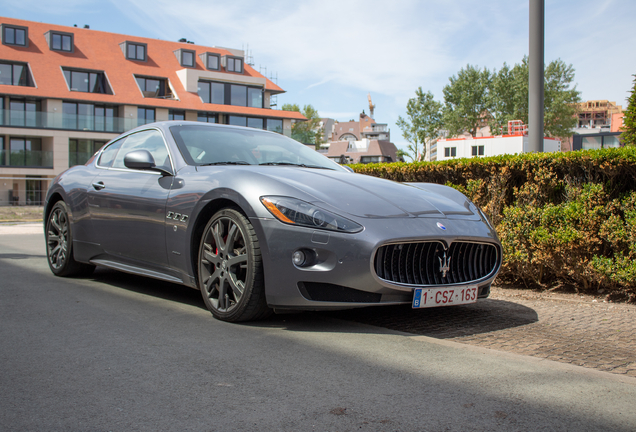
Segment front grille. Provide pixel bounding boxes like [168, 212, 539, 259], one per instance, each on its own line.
[374, 241, 500, 286]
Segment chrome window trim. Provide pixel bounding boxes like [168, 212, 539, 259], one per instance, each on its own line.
[94, 127, 175, 175]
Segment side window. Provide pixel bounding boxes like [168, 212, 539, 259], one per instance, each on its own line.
[112, 129, 170, 171]
[97, 138, 125, 167]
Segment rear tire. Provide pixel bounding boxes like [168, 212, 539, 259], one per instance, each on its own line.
[198, 208, 271, 322]
[46, 201, 95, 277]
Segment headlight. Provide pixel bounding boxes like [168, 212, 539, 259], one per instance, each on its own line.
[260, 196, 363, 233]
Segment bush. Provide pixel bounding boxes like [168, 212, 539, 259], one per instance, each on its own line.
[351, 147, 636, 300]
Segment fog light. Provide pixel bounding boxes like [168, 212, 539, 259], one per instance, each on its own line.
[292, 250, 306, 266]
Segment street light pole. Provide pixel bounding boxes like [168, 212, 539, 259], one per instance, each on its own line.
[528, 0, 545, 153]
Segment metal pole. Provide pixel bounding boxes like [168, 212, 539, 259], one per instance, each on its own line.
[528, 0, 544, 152]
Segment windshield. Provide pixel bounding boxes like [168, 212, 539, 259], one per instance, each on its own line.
[169, 124, 345, 171]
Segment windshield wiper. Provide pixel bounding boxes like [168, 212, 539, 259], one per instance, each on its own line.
[259, 162, 332, 169]
[200, 161, 252, 166]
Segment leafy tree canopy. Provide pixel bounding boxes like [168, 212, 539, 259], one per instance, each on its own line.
[281, 103, 323, 148]
[489, 57, 581, 137]
[396, 87, 443, 161]
[442, 65, 492, 137]
[622, 74, 636, 146]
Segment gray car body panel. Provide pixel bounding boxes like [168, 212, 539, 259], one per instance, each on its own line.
[45, 121, 502, 310]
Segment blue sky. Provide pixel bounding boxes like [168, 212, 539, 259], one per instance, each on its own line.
[2, 0, 635, 150]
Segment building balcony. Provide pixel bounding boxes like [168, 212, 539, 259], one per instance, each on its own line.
[1, 109, 134, 133]
[0, 150, 54, 168]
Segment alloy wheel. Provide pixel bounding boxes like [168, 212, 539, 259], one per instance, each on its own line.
[199, 215, 249, 312]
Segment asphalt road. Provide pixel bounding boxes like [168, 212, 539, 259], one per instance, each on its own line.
[1, 224, 635, 431]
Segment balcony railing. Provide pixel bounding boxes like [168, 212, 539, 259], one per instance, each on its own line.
[0, 150, 54, 168]
[0, 109, 137, 133]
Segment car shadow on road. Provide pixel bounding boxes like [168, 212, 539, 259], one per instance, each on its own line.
[322, 299, 539, 338]
[0, 253, 47, 260]
[89, 267, 206, 310]
[88, 268, 538, 338]
[246, 299, 539, 339]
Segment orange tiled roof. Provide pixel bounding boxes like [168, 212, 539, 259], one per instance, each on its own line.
[0, 17, 305, 121]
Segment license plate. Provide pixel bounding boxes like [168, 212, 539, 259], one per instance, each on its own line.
[412, 286, 478, 309]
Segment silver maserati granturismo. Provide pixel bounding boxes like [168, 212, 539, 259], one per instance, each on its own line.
[44, 121, 502, 322]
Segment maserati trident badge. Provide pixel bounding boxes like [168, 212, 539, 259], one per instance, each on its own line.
[439, 252, 451, 278]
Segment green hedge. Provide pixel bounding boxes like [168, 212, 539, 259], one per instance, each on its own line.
[351, 147, 636, 301]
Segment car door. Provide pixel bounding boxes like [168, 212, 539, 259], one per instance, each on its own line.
[87, 128, 174, 269]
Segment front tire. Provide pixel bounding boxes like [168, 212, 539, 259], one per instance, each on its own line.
[46, 201, 95, 277]
[198, 208, 271, 322]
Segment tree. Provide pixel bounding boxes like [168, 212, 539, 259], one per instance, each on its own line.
[621, 74, 636, 146]
[489, 57, 581, 137]
[442, 65, 492, 137]
[488, 61, 527, 134]
[396, 88, 443, 161]
[281, 103, 323, 148]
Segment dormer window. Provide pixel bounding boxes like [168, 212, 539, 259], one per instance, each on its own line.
[174, 48, 196, 68]
[62, 67, 110, 93]
[120, 41, 147, 61]
[2, 24, 28, 47]
[0, 61, 33, 86]
[223, 55, 243, 74]
[135, 75, 173, 99]
[200, 52, 220, 71]
[46, 31, 74, 52]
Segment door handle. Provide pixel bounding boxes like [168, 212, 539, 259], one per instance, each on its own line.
[92, 181, 105, 190]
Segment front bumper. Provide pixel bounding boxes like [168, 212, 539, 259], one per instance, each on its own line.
[252, 215, 501, 310]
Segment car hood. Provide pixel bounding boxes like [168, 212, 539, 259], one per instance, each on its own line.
[250, 167, 478, 219]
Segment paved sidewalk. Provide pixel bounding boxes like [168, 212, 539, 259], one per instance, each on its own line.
[330, 287, 636, 377]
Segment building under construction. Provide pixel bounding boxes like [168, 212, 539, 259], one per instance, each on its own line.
[576, 100, 623, 129]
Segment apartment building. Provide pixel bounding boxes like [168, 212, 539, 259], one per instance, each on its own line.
[0, 17, 305, 205]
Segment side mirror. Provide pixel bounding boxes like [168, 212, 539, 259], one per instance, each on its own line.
[124, 150, 155, 170]
[124, 150, 172, 176]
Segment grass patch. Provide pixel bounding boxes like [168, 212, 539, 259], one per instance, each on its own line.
[0, 206, 44, 222]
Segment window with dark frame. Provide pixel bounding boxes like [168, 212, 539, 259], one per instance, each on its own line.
[225, 56, 243, 73]
[197, 80, 224, 104]
[266, 119, 283, 134]
[69, 139, 106, 166]
[444, 147, 457, 158]
[204, 53, 220, 70]
[197, 80, 262, 107]
[168, 110, 185, 121]
[176, 49, 195, 68]
[247, 118, 263, 129]
[8, 137, 44, 167]
[228, 115, 247, 127]
[197, 112, 217, 123]
[226, 116, 267, 130]
[471, 145, 484, 157]
[124, 41, 147, 61]
[0, 61, 32, 86]
[2, 24, 28, 47]
[135, 75, 170, 98]
[9, 98, 39, 127]
[62, 101, 117, 131]
[138, 107, 155, 126]
[230, 85, 247, 107]
[49, 31, 73, 52]
[62, 68, 107, 93]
